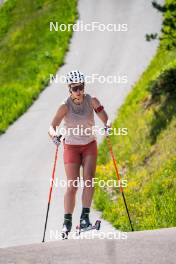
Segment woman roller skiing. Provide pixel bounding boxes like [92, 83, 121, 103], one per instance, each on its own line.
[48, 70, 110, 239]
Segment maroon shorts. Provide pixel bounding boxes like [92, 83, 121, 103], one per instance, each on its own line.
[63, 140, 98, 164]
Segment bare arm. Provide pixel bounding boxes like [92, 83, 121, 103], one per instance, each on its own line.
[91, 97, 109, 126]
[48, 104, 68, 138]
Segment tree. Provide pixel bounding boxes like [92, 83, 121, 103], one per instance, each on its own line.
[146, 1, 176, 50]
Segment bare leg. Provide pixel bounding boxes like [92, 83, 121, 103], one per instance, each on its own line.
[64, 163, 80, 213]
[82, 155, 97, 208]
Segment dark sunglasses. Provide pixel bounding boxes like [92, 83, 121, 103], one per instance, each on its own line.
[70, 84, 84, 92]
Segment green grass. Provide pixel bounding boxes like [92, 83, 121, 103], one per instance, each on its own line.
[93, 1, 176, 231]
[0, 0, 77, 133]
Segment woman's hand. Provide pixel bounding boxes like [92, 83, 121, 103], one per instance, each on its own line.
[104, 119, 112, 135]
[48, 126, 62, 146]
[52, 135, 62, 146]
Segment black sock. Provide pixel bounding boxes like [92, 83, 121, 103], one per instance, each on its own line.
[81, 207, 90, 219]
[64, 213, 72, 224]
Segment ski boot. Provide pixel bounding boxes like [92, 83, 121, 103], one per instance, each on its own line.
[75, 208, 92, 236]
[80, 216, 92, 229]
[80, 208, 92, 229]
[61, 214, 72, 240]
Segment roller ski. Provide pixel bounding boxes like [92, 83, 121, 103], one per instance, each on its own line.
[76, 207, 101, 236]
[76, 219, 101, 236]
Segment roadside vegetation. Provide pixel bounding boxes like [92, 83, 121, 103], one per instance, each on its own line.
[94, 0, 176, 231]
[0, 0, 77, 133]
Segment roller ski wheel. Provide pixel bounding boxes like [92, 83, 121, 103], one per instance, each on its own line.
[76, 220, 101, 236]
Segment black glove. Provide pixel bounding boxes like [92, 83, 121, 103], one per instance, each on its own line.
[52, 135, 62, 146]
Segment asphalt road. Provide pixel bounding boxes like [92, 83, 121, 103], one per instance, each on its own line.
[0, 228, 176, 264]
[0, 0, 166, 256]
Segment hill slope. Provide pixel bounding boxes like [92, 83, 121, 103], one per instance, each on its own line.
[94, 0, 176, 231]
[0, 0, 77, 134]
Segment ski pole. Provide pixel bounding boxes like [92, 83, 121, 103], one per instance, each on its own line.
[105, 130, 134, 231]
[42, 141, 60, 242]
